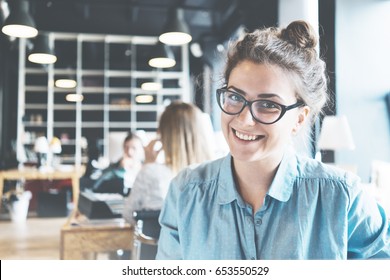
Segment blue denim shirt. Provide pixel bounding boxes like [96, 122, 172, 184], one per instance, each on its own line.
[156, 149, 390, 259]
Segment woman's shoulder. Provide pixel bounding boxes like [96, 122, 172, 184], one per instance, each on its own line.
[295, 153, 360, 188]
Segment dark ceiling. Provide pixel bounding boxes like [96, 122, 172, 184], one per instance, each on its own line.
[0, 0, 279, 74]
[2, 0, 278, 45]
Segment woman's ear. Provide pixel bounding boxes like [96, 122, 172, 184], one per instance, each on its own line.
[292, 106, 310, 134]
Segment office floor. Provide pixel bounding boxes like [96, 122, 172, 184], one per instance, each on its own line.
[0, 213, 120, 260]
[0, 214, 67, 260]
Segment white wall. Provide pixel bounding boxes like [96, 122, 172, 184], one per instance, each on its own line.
[336, 0, 390, 181]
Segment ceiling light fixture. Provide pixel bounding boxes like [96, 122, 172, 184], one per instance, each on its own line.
[65, 93, 84, 102]
[28, 34, 57, 64]
[1, 0, 38, 38]
[148, 42, 176, 68]
[159, 8, 192, 46]
[141, 82, 162, 91]
[55, 79, 77, 89]
[135, 95, 154, 104]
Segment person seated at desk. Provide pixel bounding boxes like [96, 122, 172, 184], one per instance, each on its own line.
[123, 101, 214, 224]
[92, 132, 144, 196]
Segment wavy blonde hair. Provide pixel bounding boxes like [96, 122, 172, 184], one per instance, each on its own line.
[159, 101, 213, 174]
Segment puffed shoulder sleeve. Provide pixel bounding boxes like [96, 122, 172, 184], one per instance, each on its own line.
[156, 176, 183, 260]
[347, 179, 390, 259]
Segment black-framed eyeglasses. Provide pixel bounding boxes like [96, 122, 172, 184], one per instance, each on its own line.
[216, 88, 305, 125]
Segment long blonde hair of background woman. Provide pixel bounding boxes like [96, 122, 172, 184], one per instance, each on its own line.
[159, 101, 213, 175]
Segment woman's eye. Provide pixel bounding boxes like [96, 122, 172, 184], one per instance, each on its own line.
[261, 101, 276, 108]
[227, 92, 243, 102]
[257, 101, 281, 111]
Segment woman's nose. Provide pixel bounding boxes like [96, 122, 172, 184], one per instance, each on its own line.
[237, 105, 256, 125]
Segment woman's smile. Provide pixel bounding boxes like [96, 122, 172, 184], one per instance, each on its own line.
[232, 128, 263, 141]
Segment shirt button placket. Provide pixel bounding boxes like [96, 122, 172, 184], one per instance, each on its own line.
[245, 215, 257, 260]
[249, 217, 262, 260]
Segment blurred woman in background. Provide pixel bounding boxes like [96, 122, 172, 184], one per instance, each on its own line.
[123, 101, 213, 223]
[92, 132, 144, 196]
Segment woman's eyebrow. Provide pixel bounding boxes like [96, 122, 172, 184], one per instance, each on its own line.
[226, 86, 245, 94]
[257, 93, 285, 101]
[227, 86, 285, 101]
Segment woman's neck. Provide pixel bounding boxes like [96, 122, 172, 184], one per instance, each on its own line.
[232, 153, 283, 214]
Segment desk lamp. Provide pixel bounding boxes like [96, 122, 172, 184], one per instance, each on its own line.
[316, 115, 355, 163]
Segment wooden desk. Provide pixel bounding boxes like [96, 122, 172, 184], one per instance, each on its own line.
[0, 167, 82, 212]
[60, 217, 133, 260]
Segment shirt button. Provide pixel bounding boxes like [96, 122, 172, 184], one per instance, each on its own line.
[255, 219, 262, 226]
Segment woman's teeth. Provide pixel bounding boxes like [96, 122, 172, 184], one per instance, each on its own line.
[235, 130, 259, 141]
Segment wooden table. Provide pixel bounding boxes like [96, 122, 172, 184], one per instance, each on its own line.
[60, 216, 133, 259]
[0, 167, 82, 212]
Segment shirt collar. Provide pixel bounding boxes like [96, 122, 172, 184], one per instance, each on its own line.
[217, 154, 246, 206]
[217, 147, 298, 205]
[267, 147, 298, 202]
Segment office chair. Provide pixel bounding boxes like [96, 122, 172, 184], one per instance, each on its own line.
[132, 210, 161, 260]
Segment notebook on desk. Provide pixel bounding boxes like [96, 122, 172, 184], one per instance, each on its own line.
[78, 191, 125, 219]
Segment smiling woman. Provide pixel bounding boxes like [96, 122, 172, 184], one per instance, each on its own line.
[218, 62, 310, 173]
[156, 20, 390, 260]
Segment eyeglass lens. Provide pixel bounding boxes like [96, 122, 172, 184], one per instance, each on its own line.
[218, 89, 284, 123]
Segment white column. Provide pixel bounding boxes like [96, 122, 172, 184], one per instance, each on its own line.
[16, 38, 27, 163]
[278, 0, 319, 157]
[181, 44, 191, 103]
[75, 35, 83, 168]
[278, 0, 318, 32]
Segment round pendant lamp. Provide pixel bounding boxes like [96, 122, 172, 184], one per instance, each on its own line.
[1, 0, 38, 38]
[28, 34, 57, 64]
[148, 42, 176, 68]
[159, 9, 192, 46]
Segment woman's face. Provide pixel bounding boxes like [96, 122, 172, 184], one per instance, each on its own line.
[221, 60, 309, 164]
[123, 138, 144, 162]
